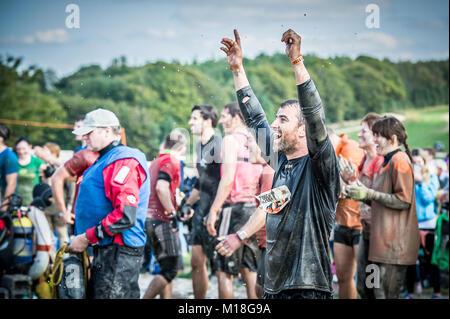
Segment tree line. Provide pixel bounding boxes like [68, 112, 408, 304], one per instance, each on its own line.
[0, 54, 448, 159]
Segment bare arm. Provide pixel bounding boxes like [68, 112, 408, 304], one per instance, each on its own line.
[206, 136, 238, 236]
[155, 179, 176, 213]
[240, 207, 266, 238]
[4, 173, 17, 200]
[215, 208, 266, 257]
[34, 146, 63, 167]
[50, 165, 74, 224]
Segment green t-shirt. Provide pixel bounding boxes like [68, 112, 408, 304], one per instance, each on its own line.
[17, 156, 45, 205]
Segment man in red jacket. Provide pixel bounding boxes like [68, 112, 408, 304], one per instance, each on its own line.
[143, 130, 191, 299]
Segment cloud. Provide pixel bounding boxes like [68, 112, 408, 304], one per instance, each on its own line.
[146, 28, 177, 39]
[0, 29, 70, 45]
[35, 29, 69, 43]
[356, 31, 398, 49]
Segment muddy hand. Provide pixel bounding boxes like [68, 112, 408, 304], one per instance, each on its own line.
[220, 29, 243, 73]
[215, 234, 242, 257]
[281, 29, 302, 62]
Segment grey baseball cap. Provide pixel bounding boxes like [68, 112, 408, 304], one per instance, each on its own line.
[72, 108, 120, 135]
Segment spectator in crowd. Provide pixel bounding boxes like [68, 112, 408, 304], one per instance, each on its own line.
[0, 124, 18, 205]
[435, 159, 449, 189]
[183, 104, 222, 299]
[34, 142, 73, 251]
[206, 102, 263, 299]
[215, 145, 274, 299]
[340, 112, 383, 299]
[346, 116, 420, 299]
[423, 147, 437, 176]
[404, 148, 442, 299]
[143, 129, 191, 299]
[328, 127, 364, 299]
[15, 137, 46, 205]
[73, 116, 87, 153]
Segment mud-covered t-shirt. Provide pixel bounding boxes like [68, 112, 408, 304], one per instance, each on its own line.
[194, 134, 222, 214]
[266, 137, 339, 294]
[369, 151, 420, 265]
[236, 79, 340, 295]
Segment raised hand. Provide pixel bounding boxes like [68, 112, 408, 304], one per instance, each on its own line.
[220, 29, 243, 73]
[281, 29, 302, 62]
[339, 155, 357, 184]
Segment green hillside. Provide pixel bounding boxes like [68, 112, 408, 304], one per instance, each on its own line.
[1, 54, 448, 159]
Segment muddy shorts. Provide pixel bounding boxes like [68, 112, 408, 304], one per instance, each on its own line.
[334, 224, 362, 247]
[146, 218, 181, 260]
[190, 193, 218, 260]
[89, 244, 144, 299]
[215, 202, 260, 276]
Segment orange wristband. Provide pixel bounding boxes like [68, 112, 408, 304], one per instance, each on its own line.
[291, 54, 304, 66]
[165, 209, 176, 217]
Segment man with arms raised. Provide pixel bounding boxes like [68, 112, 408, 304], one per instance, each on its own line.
[219, 29, 340, 299]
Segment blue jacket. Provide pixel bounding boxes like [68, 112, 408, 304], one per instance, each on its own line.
[415, 174, 439, 223]
[75, 145, 150, 247]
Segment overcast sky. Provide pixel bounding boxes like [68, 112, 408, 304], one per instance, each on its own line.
[0, 0, 448, 77]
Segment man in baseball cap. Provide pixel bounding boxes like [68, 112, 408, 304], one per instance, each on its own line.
[72, 108, 120, 136]
[68, 108, 151, 299]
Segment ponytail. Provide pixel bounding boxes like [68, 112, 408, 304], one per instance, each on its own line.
[403, 141, 413, 163]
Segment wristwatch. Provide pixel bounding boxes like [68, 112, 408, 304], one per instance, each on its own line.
[236, 230, 248, 241]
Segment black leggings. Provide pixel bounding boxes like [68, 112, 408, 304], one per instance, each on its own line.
[406, 230, 441, 294]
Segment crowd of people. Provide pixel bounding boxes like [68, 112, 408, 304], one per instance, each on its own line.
[0, 28, 448, 300]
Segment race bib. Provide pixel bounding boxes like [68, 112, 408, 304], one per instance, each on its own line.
[256, 185, 291, 214]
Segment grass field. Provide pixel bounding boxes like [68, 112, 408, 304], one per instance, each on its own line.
[345, 105, 449, 154]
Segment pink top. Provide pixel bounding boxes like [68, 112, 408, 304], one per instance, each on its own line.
[222, 132, 263, 204]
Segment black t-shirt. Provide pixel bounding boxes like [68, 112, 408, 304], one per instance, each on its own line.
[236, 79, 340, 294]
[195, 134, 222, 214]
[266, 138, 339, 294]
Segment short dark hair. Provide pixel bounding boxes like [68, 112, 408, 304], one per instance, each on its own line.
[191, 104, 218, 128]
[15, 136, 31, 147]
[280, 99, 304, 125]
[0, 124, 11, 142]
[223, 102, 243, 121]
